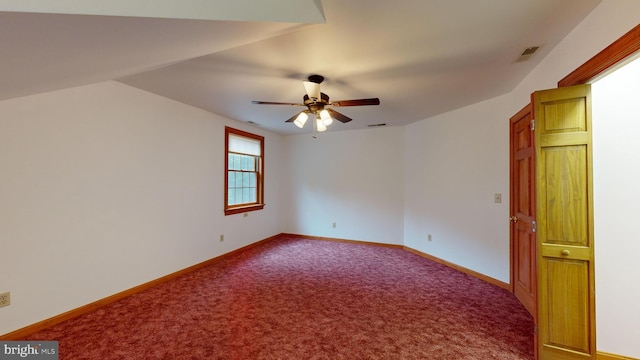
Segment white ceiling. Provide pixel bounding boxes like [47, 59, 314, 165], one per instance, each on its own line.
[1, 0, 600, 135]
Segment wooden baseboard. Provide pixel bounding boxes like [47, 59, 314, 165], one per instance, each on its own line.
[293, 233, 509, 290]
[283, 233, 404, 249]
[0, 233, 284, 340]
[404, 246, 510, 290]
[598, 351, 640, 360]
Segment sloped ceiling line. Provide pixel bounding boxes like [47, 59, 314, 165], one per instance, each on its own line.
[0, 0, 327, 23]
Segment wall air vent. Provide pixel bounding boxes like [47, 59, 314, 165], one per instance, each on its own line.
[368, 123, 387, 127]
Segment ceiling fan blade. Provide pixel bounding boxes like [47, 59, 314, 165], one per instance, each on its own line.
[303, 81, 321, 101]
[331, 98, 380, 107]
[327, 108, 352, 123]
[252, 100, 304, 106]
[285, 111, 305, 123]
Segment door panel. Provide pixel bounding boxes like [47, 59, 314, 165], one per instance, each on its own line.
[509, 104, 537, 319]
[543, 146, 589, 245]
[545, 259, 590, 353]
[534, 84, 595, 360]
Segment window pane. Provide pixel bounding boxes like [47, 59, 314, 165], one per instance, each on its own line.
[243, 172, 250, 187]
[228, 154, 234, 170]
[228, 190, 235, 205]
[249, 173, 256, 187]
[234, 189, 243, 204]
[249, 188, 256, 202]
[228, 172, 235, 188]
[247, 158, 255, 171]
[234, 154, 243, 170]
[243, 188, 251, 203]
[241, 156, 249, 171]
[235, 172, 243, 187]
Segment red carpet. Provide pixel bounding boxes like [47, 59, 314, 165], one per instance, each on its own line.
[26, 235, 534, 359]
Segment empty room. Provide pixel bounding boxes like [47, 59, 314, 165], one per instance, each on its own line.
[1, 1, 639, 359]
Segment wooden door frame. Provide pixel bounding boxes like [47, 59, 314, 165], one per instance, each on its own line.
[559, 24, 640, 88]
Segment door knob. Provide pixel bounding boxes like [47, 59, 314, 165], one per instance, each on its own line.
[509, 216, 518, 223]
[561, 249, 571, 256]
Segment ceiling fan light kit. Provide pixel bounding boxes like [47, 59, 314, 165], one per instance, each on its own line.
[293, 112, 308, 128]
[252, 74, 380, 131]
[319, 109, 333, 126]
[316, 117, 327, 132]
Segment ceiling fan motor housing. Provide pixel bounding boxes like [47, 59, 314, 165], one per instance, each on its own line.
[303, 93, 330, 112]
[307, 74, 325, 84]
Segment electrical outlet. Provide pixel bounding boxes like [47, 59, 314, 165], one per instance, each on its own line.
[0, 292, 10, 308]
[332, 222, 336, 228]
[428, 234, 432, 242]
[494, 193, 502, 203]
[219, 234, 224, 242]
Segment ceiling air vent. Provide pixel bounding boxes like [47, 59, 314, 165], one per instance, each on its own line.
[368, 123, 387, 127]
[521, 46, 539, 56]
[518, 46, 539, 62]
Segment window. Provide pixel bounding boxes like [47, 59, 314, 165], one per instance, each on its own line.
[225, 127, 264, 215]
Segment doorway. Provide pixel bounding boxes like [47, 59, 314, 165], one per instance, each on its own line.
[589, 54, 640, 358]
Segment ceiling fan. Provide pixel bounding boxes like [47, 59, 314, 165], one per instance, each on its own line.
[252, 75, 380, 131]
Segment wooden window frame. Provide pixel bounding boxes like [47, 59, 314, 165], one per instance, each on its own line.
[224, 127, 264, 215]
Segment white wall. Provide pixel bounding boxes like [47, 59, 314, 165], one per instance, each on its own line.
[404, 94, 511, 282]
[0, 81, 283, 335]
[281, 126, 404, 245]
[592, 56, 640, 359]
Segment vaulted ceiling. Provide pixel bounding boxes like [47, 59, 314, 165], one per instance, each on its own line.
[1, 0, 600, 134]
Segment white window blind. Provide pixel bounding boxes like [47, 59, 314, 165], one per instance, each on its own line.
[229, 134, 261, 156]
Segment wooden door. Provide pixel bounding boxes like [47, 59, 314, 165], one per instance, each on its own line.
[509, 103, 537, 320]
[533, 84, 595, 360]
